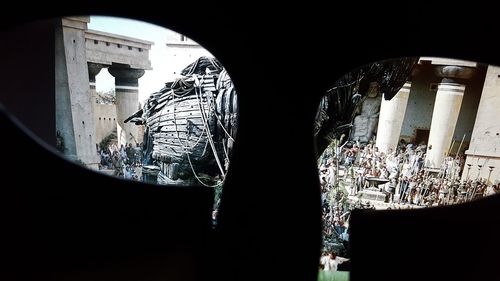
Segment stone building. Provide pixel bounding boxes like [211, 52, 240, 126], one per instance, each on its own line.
[55, 16, 152, 168]
[164, 34, 214, 81]
[374, 57, 499, 184]
[461, 65, 500, 183]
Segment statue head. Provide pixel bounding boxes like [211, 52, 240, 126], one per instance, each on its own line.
[367, 81, 380, 98]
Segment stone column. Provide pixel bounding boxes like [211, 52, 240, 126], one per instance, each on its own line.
[88, 62, 109, 147]
[87, 62, 105, 103]
[462, 65, 500, 183]
[108, 64, 145, 147]
[376, 82, 411, 154]
[425, 66, 474, 169]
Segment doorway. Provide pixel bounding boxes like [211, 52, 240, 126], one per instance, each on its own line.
[414, 129, 430, 145]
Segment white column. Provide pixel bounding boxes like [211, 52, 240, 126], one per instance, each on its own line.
[376, 82, 411, 154]
[87, 62, 104, 105]
[425, 83, 465, 169]
[108, 66, 145, 147]
[116, 87, 139, 146]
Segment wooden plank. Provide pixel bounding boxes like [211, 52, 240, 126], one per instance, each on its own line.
[152, 131, 206, 140]
[153, 136, 210, 148]
[153, 146, 207, 157]
[152, 134, 209, 146]
[155, 121, 212, 131]
[146, 104, 211, 124]
[147, 103, 200, 120]
[156, 118, 209, 127]
[146, 94, 209, 116]
[147, 108, 208, 123]
[153, 137, 207, 148]
[152, 150, 183, 160]
[148, 119, 215, 132]
[148, 117, 206, 128]
[153, 146, 206, 159]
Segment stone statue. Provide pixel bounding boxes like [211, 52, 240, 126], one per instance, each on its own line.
[314, 57, 419, 158]
[56, 130, 65, 153]
[351, 81, 382, 143]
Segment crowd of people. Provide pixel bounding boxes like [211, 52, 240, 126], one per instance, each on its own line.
[98, 142, 143, 180]
[321, 140, 500, 207]
[318, 139, 500, 271]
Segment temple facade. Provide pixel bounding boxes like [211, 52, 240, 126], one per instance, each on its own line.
[374, 57, 499, 184]
[55, 16, 153, 168]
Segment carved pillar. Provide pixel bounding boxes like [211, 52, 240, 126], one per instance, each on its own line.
[108, 64, 145, 147]
[376, 81, 411, 154]
[425, 66, 474, 169]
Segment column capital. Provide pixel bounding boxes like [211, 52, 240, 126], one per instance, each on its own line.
[108, 65, 145, 80]
[108, 64, 145, 88]
[434, 65, 475, 82]
[87, 62, 107, 81]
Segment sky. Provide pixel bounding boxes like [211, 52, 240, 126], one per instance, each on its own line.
[88, 16, 205, 104]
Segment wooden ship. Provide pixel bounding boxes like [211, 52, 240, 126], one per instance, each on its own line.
[125, 57, 237, 186]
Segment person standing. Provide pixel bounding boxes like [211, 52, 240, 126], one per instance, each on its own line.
[320, 252, 350, 271]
